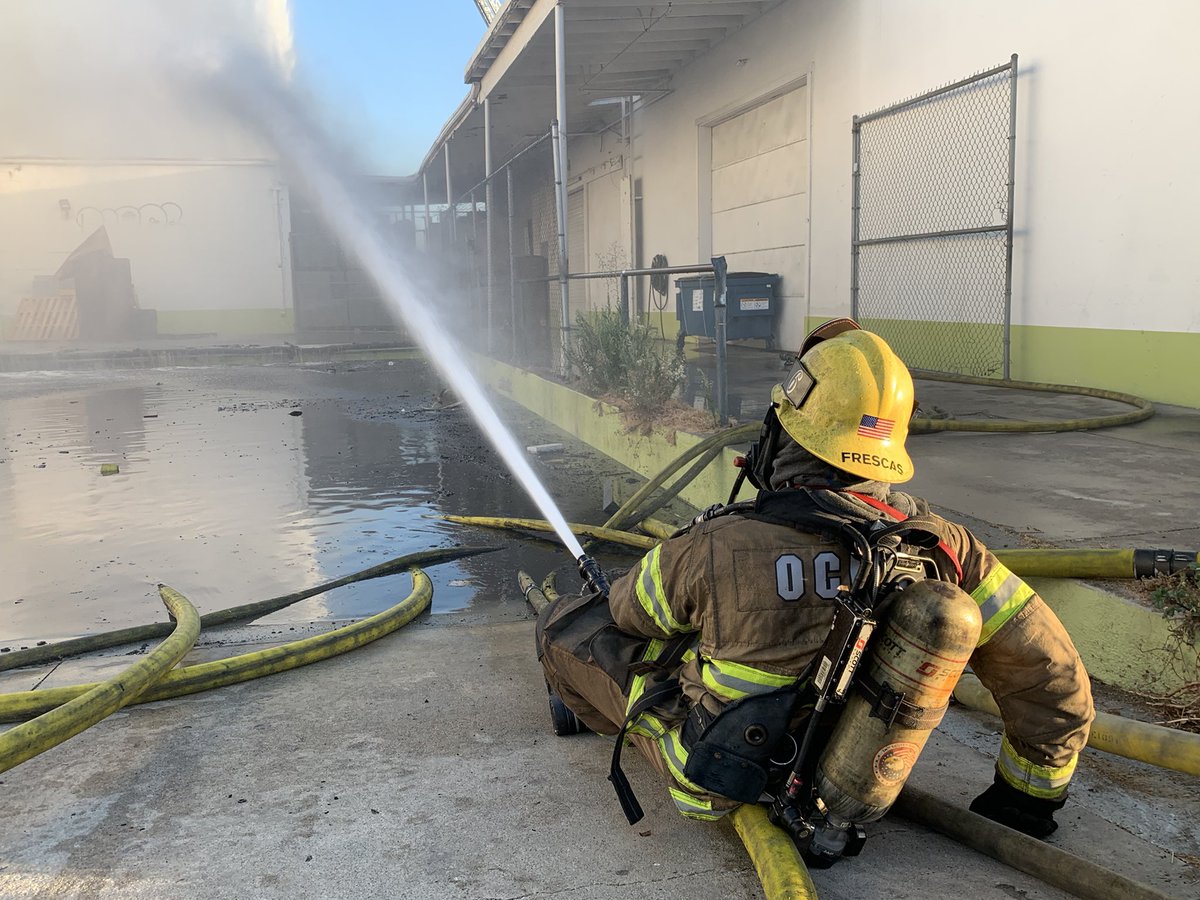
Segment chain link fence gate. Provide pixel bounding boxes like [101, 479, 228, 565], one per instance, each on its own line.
[852, 55, 1017, 378]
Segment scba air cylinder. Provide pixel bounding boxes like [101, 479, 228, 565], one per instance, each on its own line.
[814, 580, 982, 824]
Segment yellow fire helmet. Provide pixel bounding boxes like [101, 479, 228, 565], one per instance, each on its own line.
[772, 329, 915, 483]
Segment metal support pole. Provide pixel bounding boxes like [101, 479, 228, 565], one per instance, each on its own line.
[619, 274, 630, 326]
[444, 142, 455, 243]
[507, 164, 517, 360]
[484, 96, 495, 353]
[850, 117, 861, 321]
[422, 170, 430, 252]
[712, 255, 729, 425]
[553, 0, 570, 373]
[551, 119, 570, 372]
[1003, 54, 1018, 381]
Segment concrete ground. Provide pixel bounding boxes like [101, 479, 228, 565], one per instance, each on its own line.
[1, 342, 1198, 899]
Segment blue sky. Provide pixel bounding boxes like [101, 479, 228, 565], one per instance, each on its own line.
[290, 1, 487, 175]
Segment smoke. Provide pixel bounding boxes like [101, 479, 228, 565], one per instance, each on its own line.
[170, 45, 587, 559]
[2, 0, 292, 161]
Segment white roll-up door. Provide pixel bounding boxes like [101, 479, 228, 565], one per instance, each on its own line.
[711, 86, 808, 337]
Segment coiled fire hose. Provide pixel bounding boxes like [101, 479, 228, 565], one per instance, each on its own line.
[0, 585, 200, 774]
[0, 567, 435, 725]
[0, 546, 496, 673]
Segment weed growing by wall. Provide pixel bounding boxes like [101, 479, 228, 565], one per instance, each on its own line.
[566, 305, 686, 417]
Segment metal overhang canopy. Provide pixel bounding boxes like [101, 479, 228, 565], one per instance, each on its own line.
[420, 0, 782, 194]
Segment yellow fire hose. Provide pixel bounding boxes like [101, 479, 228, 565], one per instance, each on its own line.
[440, 515, 656, 551]
[893, 785, 1173, 900]
[0, 568, 432, 724]
[638, 517, 679, 541]
[954, 673, 1200, 777]
[729, 804, 820, 900]
[0, 546, 494, 673]
[907, 371, 1155, 434]
[517, 571, 550, 614]
[599, 423, 758, 535]
[992, 548, 1199, 579]
[596, 374, 1153, 539]
[541, 570, 560, 604]
[0, 585, 200, 773]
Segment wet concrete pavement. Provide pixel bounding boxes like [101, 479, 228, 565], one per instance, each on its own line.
[1, 351, 1199, 898]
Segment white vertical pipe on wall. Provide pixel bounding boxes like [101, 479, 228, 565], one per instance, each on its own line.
[553, 0, 570, 372]
[507, 164, 517, 359]
[444, 141, 455, 243]
[484, 96, 495, 352]
[422, 170, 430, 252]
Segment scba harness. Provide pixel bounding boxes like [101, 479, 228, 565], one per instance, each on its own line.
[607, 488, 956, 826]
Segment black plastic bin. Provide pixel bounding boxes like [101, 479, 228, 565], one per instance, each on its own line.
[675, 271, 779, 348]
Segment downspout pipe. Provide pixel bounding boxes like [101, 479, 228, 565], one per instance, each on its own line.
[553, 0, 571, 374]
[422, 171, 430, 252]
[444, 141, 455, 243]
[485, 96, 495, 352]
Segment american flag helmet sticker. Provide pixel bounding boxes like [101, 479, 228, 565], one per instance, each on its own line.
[857, 414, 895, 440]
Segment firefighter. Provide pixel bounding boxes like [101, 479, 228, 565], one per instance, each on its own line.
[537, 320, 1094, 840]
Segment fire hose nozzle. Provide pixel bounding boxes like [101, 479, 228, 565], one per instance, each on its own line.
[577, 554, 610, 596]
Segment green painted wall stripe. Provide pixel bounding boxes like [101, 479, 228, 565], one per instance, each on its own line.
[805, 317, 1199, 408]
[156, 308, 295, 336]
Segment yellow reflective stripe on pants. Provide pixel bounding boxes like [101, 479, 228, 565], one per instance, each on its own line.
[970, 562, 1035, 646]
[624, 638, 666, 720]
[997, 734, 1077, 799]
[700, 657, 798, 702]
[669, 786, 730, 821]
[634, 545, 683, 635]
[632, 712, 706, 793]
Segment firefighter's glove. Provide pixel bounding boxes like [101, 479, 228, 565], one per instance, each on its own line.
[969, 776, 1066, 839]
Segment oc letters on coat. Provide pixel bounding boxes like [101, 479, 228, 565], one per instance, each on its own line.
[774, 551, 846, 602]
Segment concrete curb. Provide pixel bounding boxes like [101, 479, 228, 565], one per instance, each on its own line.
[481, 357, 1196, 695]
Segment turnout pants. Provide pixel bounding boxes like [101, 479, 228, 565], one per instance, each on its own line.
[535, 588, 738, 820]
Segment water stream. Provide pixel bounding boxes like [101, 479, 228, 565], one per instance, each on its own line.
[190, 51, 586, 563]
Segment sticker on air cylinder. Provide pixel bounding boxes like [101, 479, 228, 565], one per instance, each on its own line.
[873, 741, 919, 785]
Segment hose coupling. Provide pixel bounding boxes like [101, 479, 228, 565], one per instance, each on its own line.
[1133, 549, 1199, 578]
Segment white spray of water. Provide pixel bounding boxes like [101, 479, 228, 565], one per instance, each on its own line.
[190, 50, 586, 560]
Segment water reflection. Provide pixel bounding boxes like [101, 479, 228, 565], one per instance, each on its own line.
[0, 361, 609, 644]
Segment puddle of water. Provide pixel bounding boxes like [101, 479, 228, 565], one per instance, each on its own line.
[0, 359, 616, 644]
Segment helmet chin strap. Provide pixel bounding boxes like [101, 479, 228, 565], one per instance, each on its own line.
[745, 404, 783, 493]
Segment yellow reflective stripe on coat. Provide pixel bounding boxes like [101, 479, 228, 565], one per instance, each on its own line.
[970, 562, 1035, 646]
[668, 786, 729, 821]
[634, 545, 684, 635]
[997, 734, 1077, 799]
[700, 657, 798, 702]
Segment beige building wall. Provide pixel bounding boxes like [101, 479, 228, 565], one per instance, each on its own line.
[617, 0, 1200, 378]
